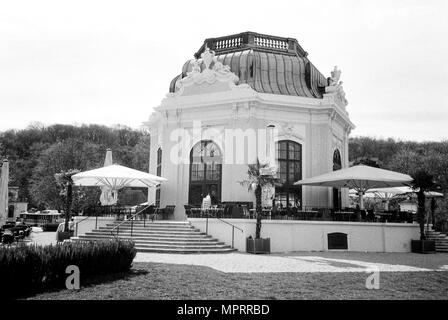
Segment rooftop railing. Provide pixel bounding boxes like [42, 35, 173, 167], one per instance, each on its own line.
[194, 31, 308, 59]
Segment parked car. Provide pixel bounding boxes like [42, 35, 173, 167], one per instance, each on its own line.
[0, 221, 32, 243]
[0, 222, 31, 240]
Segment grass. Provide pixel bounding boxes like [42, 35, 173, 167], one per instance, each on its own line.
[25, 262, 448, 300]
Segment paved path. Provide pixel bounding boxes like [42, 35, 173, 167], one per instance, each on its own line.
[26, 229, 57, 246]
[134, 252, 447, 273]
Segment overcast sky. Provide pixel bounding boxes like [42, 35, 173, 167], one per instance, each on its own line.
[0, 0, 447, 141]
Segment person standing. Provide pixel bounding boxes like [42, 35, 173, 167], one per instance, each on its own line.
[201, 193, 211, 216]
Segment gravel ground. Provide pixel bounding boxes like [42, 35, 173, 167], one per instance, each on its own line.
[27, 262, 448, 300]
[134, 251, 448, 273]
[27, 230, 57, 246]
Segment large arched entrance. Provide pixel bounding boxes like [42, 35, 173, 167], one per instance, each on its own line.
[189, 140, 222, 205]
[274, 140, 302, 209]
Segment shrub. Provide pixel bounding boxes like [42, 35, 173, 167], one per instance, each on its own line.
[0, 240, 136, 298]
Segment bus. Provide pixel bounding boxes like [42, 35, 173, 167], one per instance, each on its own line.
[19, 210, 65, 231]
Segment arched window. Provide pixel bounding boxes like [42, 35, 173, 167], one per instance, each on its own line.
[333, 149, 342, 171]
[333, 149, 342, 208]
[189, 140, 222, 205]
[156, 147, 162, 207]
[275, 140, 302, 208]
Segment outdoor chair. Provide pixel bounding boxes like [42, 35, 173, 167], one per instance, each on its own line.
[163, 205, 176, 220]
[139, 205, 155, 221]
[223, 205, 232, 218]
[184, 205, 192, 217]
[366, 210, 375, 222]
[360, 210, 366, 221]
[315, 209, 323, 221]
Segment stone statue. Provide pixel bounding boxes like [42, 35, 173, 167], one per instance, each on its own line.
[329, 66, 341, 86]
[212, 57, 231, 74]
[201, 46, 214, 69]
[189, 60, 201, 74]
[325, 66, 348, 107]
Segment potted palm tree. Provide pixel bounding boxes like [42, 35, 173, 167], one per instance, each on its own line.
[240, 158, 279, 254]
[410, 170, 436, 253]
[54, 169, 80, 242]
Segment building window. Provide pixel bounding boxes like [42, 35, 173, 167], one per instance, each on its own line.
[333, 149, 342, 208]
[156, 147, 162, 207]
[189, 140, 222, 205]
[274, 140, 302, 209]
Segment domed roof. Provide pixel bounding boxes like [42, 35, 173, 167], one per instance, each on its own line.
[169, 32, 329, 98]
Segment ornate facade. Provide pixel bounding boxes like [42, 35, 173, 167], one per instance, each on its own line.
[145, 32, 355, 220]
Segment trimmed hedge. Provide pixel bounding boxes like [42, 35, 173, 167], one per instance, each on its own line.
[0, 240, 137, 298]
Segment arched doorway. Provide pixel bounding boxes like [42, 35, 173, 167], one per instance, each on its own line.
[333, 149, 342, 209]
[189, 140, 222, 205]
[274, 140, 302, 209]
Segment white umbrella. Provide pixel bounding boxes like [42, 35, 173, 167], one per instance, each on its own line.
[294, 165, 413, 209]
[0, 159, 9, 225]
[72, 164, 167, 190]
[99, 149, 118, 206]
[365, 186, 413, 210]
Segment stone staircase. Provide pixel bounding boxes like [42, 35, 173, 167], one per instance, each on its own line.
[426, 229, 448, 252]
[71, 220, 236, 253]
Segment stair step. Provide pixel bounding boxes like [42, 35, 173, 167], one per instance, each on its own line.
[74, 220, 235, 254]
[87, 230, 206, 237]
[109, 221, 190, 226]
[87, 231, 209, 238]
[135, 247, 237, 254]
[78, 234, 216, 240]
[100, 227, 197, 232]
[78, 236, 221, 244]
[135, 243, 231, 249]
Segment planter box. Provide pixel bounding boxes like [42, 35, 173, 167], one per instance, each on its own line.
[411, 240, 436, 253]
[246, 237, 270, 254]
[56, 231, 73, 243]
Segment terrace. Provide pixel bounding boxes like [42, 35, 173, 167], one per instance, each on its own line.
[184, 204, 415, 224]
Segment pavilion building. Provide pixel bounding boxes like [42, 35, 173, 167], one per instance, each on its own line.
[145, 31, 355, 221]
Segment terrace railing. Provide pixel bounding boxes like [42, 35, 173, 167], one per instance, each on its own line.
[109, 204, 155, 240]
[201, 210, 244, 249]
[185, 206, 243, 248]
[185, 204, 415, 224]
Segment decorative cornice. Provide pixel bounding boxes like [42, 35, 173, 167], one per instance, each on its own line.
[168, 47, 251, 97]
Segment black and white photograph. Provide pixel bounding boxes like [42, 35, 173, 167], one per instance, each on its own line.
[0, 0, 447, 310]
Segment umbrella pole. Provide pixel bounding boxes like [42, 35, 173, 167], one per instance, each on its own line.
[358, 181, 364, 210]
[359, 192, 364, 210]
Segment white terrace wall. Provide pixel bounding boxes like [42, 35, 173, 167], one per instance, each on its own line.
[188, 218, 420, 253]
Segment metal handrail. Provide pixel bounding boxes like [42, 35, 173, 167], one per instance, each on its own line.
[110, 204, 154, 240]
[200, 210, 244, 248]
[74, 215, 92, 237]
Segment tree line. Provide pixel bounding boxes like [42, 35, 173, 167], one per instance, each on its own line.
[0, 123, 150, 211]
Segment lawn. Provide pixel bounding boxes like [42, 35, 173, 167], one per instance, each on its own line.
[26, 262, 448, 300]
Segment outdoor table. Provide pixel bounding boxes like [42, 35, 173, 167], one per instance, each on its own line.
[190, 208, 202, 217]
[334, 211, 353, 221]
[249, 209, 272, 219]
[296, 210, 318, 220]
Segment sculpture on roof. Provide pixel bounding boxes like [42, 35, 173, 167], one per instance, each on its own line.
[187, 59, 201, 77]
[201, 46, 214, 69]
[329, 66, 342, 86]
[325, 66, 348, 107]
